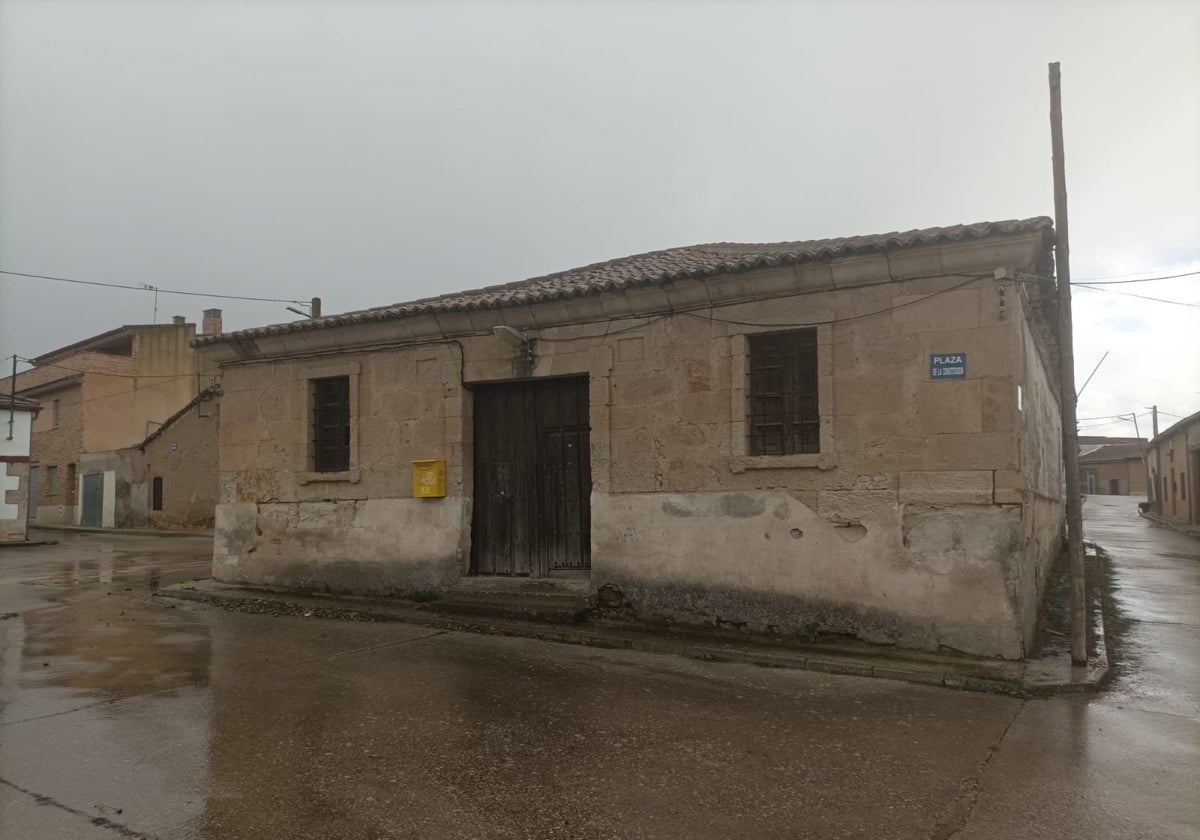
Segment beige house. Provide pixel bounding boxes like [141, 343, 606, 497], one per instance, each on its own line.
[1, 394, 41, 542]
[74, 387, 222, 531]
[199, 218, 1064, 659]
[1078, 438, 1147, 496]
[1145, 411, 1199, 527]
[0, 311, 222, 526]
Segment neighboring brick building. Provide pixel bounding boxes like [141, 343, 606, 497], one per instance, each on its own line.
[198, 217, 1064, 660]
[73, 387, 223, 531]
[1, 394, 41, 542]
[0, 313, 221, 526]
[1145, 411, 1199, 527]
[1078, 438, 1147, 496]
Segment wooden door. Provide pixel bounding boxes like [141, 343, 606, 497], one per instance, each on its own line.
[471, 378, 591, 576]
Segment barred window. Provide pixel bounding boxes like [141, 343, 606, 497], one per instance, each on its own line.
[312, 376, 351, 472]
[748, 329, 819, 455]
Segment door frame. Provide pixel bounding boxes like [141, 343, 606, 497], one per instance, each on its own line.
[80, 473, 104, 528]
[468, 374, 593, 578]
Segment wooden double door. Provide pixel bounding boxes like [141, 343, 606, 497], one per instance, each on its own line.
[471, 377, 591, 576]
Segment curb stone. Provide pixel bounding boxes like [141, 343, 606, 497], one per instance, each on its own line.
[154, 580, 1104, 698]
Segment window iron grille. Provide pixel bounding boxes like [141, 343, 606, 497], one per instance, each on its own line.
[748, 329, 820, 456]
[312, 376, 351, 472]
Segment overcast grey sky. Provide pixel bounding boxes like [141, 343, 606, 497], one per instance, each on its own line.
[2, 0, 1197, 433]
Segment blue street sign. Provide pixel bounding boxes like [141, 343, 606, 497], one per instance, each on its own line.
[930, 353, 967, 379]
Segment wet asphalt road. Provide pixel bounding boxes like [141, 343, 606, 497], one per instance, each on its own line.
[0, 498, 1196, 840]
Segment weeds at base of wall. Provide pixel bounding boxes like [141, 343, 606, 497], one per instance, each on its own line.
[1034, 541, 1112, 666]
[201, 596, 383, 623]
[407, 590, 442, 603]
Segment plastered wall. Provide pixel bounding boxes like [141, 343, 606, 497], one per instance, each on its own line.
[211, 233, 1062, 657]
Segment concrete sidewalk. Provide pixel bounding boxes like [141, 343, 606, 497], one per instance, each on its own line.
[157, 574, 1107, 697]
[31, 524, 212, 539]
[1139, 509, 1200, 538]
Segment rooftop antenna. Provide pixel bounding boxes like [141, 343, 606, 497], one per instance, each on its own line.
[140, 283, 159, 323]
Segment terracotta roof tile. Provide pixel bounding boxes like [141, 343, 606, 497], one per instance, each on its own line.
[195, 217, 1053, 346]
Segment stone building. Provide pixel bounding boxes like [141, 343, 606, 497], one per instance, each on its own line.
[1078, 438, 1147, 496]
[199, 218, 1064, 659]
[71, 387, 222, 531]
[1144, 411, 1199, 527]
[0, 394, 41, 542]
[0, 311, 222, 526]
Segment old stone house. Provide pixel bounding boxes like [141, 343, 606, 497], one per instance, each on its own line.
[75, 386, 222, 530]
[199, 218, 1064, 659]
[1, 394, 41, 542]
[1145, 411, 1199, 527]
[0, 311, 222, 526]
[1078, 437, 1147, 496]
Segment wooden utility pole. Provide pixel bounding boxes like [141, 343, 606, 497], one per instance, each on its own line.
[1149, 405, 1161, 514]
[1049, 62, 1087, 666]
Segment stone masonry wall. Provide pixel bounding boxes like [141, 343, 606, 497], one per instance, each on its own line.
[212, 232, 1060, 657]
[140, 396, 221, 530]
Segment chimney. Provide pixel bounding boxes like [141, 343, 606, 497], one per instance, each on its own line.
[172, 315, 186, 325]
[311, 297, 322, 318]
[202, 308, 223, 336]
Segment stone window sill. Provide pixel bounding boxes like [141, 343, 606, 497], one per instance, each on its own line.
[298, 468, 361, 485]
[729, 454, 835, 473]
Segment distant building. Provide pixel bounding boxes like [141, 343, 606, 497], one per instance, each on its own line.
[0, 311, 222, 526]
[198, 217, 1065, 660]
[74, 386, 222, 531]
[1144, 411, 1199, 527]
[0, 394, 41, 541]
[1078, 437, 1147, 496]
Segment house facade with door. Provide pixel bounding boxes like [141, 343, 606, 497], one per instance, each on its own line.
[1078, 438, 1146, 496]
[73, 386, 223, 530]
[0, 311, 222, 527]
[1144, 411, 1199, 527]
[199, 217, 1063, 659]
[1, 394, 41, 542]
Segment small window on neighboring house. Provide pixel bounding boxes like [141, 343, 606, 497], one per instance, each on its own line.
[312, 376, 351, 472]
[47, 466, 57, 496]
[1182, 474, 1187, 500]
[748, 329, 820, 455]
[52, 399, 60, 428]
[152, 477, 163, 511]
[1164, 476, 1169, 501]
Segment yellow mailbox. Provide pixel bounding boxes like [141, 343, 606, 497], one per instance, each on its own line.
[412, 459, 447, 498]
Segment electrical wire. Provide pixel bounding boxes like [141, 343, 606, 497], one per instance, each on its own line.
[1015, 270, 1200, 306]
[537, 273, 991, 342]
[1073, 284, 1200, 307]
[16, 356, 221, 380]
[682, 274, 991, 330]
[536, 315, 670, 344]
[1070, 268, 1200, 284]
[15, 370, 208, 408]
[0, 269, 308, 305]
